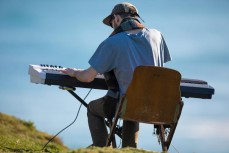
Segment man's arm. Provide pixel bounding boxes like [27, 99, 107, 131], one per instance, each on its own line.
[61, 67, 98, 83]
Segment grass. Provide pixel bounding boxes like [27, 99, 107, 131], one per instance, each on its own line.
[0, 112, 67, 152]
[0, 112, 161, 153]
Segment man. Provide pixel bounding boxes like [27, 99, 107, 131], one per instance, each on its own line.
[61, 2, 171, 148]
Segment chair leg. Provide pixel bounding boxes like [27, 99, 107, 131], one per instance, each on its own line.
[159, 125, 168, 151]
[106, 116, 119, 147]
[157, 101, 184, 151]
[106, 97, 125, 147]
[108, 118, 116, 147]
[166, 101, 184, 149]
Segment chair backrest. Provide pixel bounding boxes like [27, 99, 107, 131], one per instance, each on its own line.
[120, 66, 181, 124]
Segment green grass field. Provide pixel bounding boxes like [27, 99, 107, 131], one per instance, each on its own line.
[0, 112, 160, 153]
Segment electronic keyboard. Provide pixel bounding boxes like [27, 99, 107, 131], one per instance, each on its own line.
[28, 64, 215, 99]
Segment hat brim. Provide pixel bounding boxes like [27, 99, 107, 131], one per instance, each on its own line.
[103, 14, 113, 27]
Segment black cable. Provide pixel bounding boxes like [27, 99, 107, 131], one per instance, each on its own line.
[171, 143, 180, 153]
[42, 88, 92, 151]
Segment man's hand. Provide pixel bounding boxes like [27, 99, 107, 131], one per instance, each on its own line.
[60, 67, 98, 83]
[60, 68, 82, 77]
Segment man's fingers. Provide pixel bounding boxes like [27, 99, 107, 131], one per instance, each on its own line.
[60, 69, 67, 73]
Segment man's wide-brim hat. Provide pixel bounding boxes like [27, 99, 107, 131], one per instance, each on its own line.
[103, 2, 139, 26]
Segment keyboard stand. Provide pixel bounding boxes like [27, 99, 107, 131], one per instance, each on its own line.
[59, 86, 88, 107]
[59, 86, 122, 139]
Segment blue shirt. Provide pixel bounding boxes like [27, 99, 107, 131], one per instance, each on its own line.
[89, 28, 171, 95]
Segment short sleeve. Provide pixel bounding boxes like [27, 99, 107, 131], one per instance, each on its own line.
[89, 39, 117, 74]
[161, 35, 172, 63]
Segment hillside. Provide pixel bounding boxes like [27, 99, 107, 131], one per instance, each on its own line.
[0, 112, 160, 153]
[0, 112, 68, 152]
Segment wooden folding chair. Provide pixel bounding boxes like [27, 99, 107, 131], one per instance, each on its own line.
[106, 66, 183, 152]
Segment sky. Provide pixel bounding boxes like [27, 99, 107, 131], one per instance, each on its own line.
[0, 0, 229, 153]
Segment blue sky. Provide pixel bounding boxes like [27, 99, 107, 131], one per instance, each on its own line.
[0, 0, 229, 153]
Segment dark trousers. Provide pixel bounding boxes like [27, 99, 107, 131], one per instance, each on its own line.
[87, 95, 139, 147]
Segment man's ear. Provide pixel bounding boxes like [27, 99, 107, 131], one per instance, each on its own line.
[114, 14, 121, 24]
[113, 14, 118, 23]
